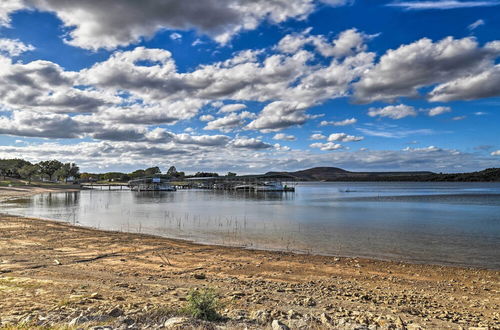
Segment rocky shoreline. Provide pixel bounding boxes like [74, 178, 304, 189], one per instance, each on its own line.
[0, 215, 498, 330]
[0, 187, 499, 329]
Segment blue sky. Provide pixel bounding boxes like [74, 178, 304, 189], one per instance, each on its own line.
[0, 0, 499, 173]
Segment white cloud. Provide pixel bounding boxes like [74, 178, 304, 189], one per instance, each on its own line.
[468, 19, 485, 31]
[170, 32, 182, 40]
[0, 38, 34, 56]
[368, 104, 417, 119]
[272, 133, 296, 141]
[231, 137, 272, 149]
[309, 133, 326, 140]
[387, 1, 500, 10]
[429, 65, 500, 102]
[277, 28, 375, 58]
[320, 117, 357, 126]
[491, 150, 500, 156]
[354, 37, 500, 103]
[452, 116, 466, 120]
[310, 142, 343, 151]
[327, 132, 364, 142]
[218, 103, 247, 113]
[0, 0, 352, 50]
[200, 114, 215, 122]
[203, 111, 255, 132]
[426, 106, 451, 116]
[246, 101, 311, 132]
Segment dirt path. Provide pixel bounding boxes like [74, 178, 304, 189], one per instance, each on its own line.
[0, 187, 498, 329]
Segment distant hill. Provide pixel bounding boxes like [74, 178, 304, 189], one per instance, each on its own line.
[265, 167, 500, 182]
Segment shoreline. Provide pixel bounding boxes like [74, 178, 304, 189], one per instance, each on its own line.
[0, 187, 499, 329]
[1, 186, 498, 271]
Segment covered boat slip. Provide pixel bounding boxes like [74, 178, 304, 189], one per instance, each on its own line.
[128, 177, 176, 191]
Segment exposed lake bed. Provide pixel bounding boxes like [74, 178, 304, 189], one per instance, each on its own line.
[0, 183, 499, 329]
[2, 182, 500, 269]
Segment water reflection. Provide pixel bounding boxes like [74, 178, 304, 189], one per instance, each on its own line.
[1, 182, 500, 269]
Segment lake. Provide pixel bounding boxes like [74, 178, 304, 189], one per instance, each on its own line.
[1, 182, 499, 269]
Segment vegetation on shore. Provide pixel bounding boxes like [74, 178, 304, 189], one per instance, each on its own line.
[2, 157, 499, 184]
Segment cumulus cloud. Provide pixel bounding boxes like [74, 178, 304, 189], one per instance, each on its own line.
[272, 133, 296, 141]
[246, 101, 311, 132]
[231, 137, 272, 149]
[199, 114, 215, 122]
[309, 133, 326, 140]
[217, 103, 247, 113]
[368, 104, 417, 119]
[491, 150, 500, 156]
[310, 142, 343, 151]
[426, 106, 452, 116]
[277, 28, 375, 58]
[429, 65, 500, 101]
[320, 117, 357, 126]
[0, 38, 34, 56]
[327, 133, 364, 142]
[0, 0, 352, 50]
[354, 37, 500, 103]
[203, 111, 256, 132]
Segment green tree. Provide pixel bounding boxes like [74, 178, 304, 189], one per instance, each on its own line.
[38, 160, 63, 181]
[18, 164, 39, 184]
[0, 159, 31, 179]
[54, 163, 80, 182]
[166, 166, 177, 177]
[145, 166, 161, 176]
[227, 172, 237, 177]
[129, 169, 145, 179]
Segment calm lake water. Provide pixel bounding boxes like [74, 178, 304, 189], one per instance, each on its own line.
[1, 182, 500, 269]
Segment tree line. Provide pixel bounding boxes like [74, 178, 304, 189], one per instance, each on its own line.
[81, 166, 238, 182]
[0, 159, 80, 184]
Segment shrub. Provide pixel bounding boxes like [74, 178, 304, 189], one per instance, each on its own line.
[183, 288, 222, 321]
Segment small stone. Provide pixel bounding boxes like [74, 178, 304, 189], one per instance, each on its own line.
[320, 313, 333, 325]
[90, 292, 103, 300]
[164, 317, 190, 329]
[272, 319, 290, 330]
[68, 315, 89, 326]
[107, 307, 123, 317]
[193, 273, 206, 280]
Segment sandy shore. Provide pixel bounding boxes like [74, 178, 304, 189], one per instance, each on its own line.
[0, 187, 499, 329]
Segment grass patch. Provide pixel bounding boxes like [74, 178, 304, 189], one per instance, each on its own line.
[0, 277, 41, 292]
[182, 288, 223, 321]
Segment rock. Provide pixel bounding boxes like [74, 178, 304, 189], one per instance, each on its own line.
[303, 297, 316, 307]
[468, 328, 489, 330]
[193, 273, 206, 280]
[250, 310, 271, 324]
[91, 327, 113, 330]
[287, 309, 300, 319]
[90, 292, 103, 300]
[107, 307, 123, 317]
[164, 317, 191, 329]
[68, 315, 89, 326]
[54, 259, 61, 265]
[406, 324, 423, 330]
[272, 319, 290, 330]
[320, 313, 333, 326]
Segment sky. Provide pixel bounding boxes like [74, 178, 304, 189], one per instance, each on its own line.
[0, 0, 499, 174]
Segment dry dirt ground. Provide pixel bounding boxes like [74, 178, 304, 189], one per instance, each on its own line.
[0, 187, 498, 329]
